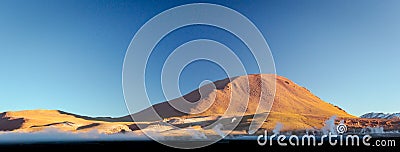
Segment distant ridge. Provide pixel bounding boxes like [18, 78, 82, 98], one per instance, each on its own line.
[360, 112, 400, 119]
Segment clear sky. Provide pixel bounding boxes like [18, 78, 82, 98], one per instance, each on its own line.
[0, 0, 399, 117]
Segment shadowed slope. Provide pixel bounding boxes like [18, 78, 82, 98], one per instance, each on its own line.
[0, 112, 25, 131]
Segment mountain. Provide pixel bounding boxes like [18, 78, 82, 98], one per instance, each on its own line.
[0, 110, 133, 133]
[131, 74, 355, 131]
[360, 112, 400, 119]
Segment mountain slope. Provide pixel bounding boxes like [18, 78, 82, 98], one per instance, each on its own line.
[271, 75, 352, 117]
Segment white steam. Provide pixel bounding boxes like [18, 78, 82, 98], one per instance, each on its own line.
[212, 123, 225, 137]
[0, 128, 149, 144]
[183, 127, 207, 140]
[272, 122, 283, 135]
[321, 115, 337, 135]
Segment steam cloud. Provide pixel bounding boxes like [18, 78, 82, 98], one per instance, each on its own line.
[272, 122, 283, 135]
[321, 115, 337, 135]
[0, 128, 149, 144]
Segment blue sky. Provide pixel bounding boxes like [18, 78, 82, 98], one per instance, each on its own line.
[0, 0, 399, 117]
